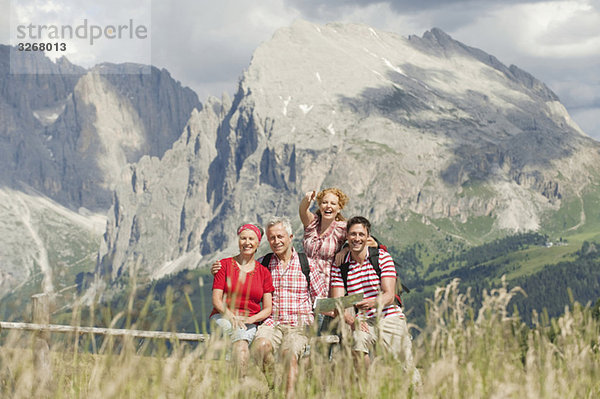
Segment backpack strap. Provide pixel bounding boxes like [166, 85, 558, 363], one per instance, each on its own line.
[297, 252, 311, 289]
[367, 246, 381, 278]
[368, 239, 410, 297]
[340, 251, 351, 294]
[340, 246, 409, 301]
[346, 246, 407, 306]
[260, 253, 273, 268]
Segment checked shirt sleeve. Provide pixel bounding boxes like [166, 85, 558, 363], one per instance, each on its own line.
[309, 261, 328, 299]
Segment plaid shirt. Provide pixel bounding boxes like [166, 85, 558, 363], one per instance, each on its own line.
[261, 248, 327, 327]
[302, 214, 346, 289]
[331, 248, 404, 321]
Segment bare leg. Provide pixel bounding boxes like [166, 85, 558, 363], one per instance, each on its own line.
[232, 340, 249, 377]
[283, 349, 298, 399]
[352, 350, 370, 375]
[253, 338, 275, 388]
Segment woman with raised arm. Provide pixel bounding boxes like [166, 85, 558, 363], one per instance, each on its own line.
[299, 188, 349, 291]
[210, 223, 274, 377]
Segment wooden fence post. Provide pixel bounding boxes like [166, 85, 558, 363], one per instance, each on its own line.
[32, 293, 51, 380]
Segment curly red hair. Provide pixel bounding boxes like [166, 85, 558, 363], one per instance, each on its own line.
[315, 187, 349, 221]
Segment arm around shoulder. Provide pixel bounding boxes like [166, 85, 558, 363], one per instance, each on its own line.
[210, 259, 223, 276]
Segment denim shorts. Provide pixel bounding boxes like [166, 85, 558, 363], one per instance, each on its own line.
[210, 313, 258, 344]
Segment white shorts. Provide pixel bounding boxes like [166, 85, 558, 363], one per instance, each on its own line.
[210, 313, 258, 344]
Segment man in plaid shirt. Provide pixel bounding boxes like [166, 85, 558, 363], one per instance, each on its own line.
[253, 216, 326, 394]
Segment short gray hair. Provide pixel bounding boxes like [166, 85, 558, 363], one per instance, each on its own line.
[266, 216, 293, 236]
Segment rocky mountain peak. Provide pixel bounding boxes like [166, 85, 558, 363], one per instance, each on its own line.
[0, 48, 204, 297]
[1, 46, 202, 210]
[96, 21, 600, 282]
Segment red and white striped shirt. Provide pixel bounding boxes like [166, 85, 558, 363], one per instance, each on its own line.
[261, 249, 327, 327]
[331, 248, 404, 320]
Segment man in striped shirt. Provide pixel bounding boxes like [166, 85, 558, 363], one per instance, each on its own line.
[331, 216, 413, 371]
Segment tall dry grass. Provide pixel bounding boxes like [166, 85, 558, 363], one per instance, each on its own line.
[418, 278, 600, 398]
[1, 278, 599, 398]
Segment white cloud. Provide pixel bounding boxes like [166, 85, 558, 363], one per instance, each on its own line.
[450, 0, 600, 60]
[148, 0, 300, 98]
[515, 1, 600, 58]
[9, 0, 152, 68]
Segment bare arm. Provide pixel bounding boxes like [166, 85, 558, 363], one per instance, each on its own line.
[331, 284, 345, 299]
[213, 288, 247, 329]
[354, 276, 395, 311]
[334, 247, 349, 266]
[379, 276, 396, 307]
[299, 191, 316, 228]
[246, 293, 273, 324]
[212, 288, 227, 314]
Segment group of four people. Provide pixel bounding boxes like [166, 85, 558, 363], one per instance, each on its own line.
[209, 188, 415, 393]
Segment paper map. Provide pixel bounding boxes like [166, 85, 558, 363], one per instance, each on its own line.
[314, 293, 364, 313]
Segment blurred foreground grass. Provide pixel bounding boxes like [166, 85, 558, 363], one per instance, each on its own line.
[1, 279, 599, 398]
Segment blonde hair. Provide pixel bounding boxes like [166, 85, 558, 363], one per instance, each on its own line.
[315, 187, 349, 221]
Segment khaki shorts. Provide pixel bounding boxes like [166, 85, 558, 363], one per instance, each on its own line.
[254, 324, 309, 358]
[352, 315, 413, 364]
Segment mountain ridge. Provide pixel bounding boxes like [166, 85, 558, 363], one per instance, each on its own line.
[1, 45, 202, 210]
[94, 20, 600, 283]
[0, 45, 203, 298]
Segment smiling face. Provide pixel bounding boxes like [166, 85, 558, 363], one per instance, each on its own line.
[266, 222, 293, 259]
[318, 192, 341, 221]
[347, 222, 369, 255]
[238, 229, 259, 256]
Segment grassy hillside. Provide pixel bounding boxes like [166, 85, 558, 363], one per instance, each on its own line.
[2, 279, 599, 398]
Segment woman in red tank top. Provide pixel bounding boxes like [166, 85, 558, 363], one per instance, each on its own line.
[210, 223, 274, 377]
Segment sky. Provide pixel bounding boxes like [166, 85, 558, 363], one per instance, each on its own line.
[2, 0, 599, 139]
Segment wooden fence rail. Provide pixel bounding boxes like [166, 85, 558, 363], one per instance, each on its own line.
[0, 293, 340, 346]
[0, 321, 209, 342]
[0, 321, 340, 343]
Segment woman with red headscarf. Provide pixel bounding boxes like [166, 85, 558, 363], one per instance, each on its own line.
[210, 223, 274, 376]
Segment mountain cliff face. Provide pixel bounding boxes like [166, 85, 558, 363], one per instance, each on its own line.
[0, 45, 201, 210]
[97, 98, 226, 279]
[44, 63, 202, 209]
[97, 20, 600, 282]
[0, 47, 201, 298]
